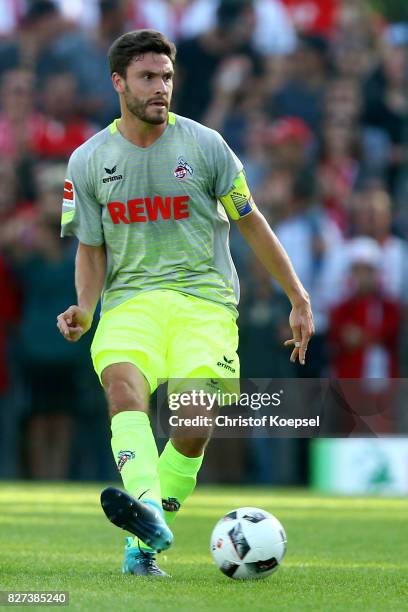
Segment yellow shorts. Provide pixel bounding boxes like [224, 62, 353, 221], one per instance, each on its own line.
[91, 290, 239, 397]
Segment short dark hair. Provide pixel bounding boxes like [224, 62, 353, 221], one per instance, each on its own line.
[108, 30, 176, 77]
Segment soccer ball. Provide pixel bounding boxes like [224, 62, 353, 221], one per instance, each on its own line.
[210, 507, 287, 580]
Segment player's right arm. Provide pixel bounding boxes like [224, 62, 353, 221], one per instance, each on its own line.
[57, 243, 106, 342]
[57, 146, 105, 342]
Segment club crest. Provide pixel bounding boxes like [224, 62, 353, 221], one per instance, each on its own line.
[174, 157, 193, 180]
[117, 450, 135, 472]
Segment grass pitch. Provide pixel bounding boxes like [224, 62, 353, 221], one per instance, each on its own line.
[0, 483, 407, 611]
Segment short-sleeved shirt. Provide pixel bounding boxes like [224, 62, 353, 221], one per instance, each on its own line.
[61, 112, 255, 316]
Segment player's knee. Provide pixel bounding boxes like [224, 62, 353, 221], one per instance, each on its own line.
[105, 379, 147, 417]
[172, 437, 209, 458]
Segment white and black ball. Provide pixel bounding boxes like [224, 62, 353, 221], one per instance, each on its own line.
[210, 507, 287, 580]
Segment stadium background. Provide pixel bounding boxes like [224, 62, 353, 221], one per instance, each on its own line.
[0, 0, 407, 492]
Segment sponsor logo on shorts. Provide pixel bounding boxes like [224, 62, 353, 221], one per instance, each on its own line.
[217, 355, 236, 373]
[117, 450, 135, 472]
[174, 156, 193, 180]
[162, 497, 181, 512]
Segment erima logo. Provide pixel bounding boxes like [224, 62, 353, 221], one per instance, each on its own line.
[103, 165, 123, 183]
[217, 356, 236, 373]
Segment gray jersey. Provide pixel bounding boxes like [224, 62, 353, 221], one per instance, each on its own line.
[61, 113, 255, 316]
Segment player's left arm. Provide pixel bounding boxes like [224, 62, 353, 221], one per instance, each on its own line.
[219, 171, 314, 364]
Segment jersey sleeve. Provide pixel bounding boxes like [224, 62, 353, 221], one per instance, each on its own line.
[60, 149, 104, 246]
[211, 132, 257, 220]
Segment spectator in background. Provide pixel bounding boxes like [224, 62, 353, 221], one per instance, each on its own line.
[362, 35, 408, 192]
[352, 186, 408, 303]
[239, 255, 294, 378]
[323, 77, 362, 125]
[51, 0, 127, 124]
[0, 253, 21, 478]
[331, 31, 375, 82]
[2, 174, 87, 479]
[318, 117, 360, 233]
[0, 155, 35, 221]
[0, 158, 18, 220]
[281, 0, 338, 36]
[329, 237, 400, 433]
[254, 117, 314, 224]
[179, 0, 297, 55]
[330, 0, 376, 80]
[329, 237, 400, 378]
[268, 34, 328, 133]
[32, 72, 98, 160]
[0, 1, 67, 82]
[202, 51, 267, 156]
[0, 0, 25, 37]
[0, 69, 41, 162]
[238, 110, 271, 189]
[320, 185, 408, 311]
[175, 0, 263, 121]
[0, 66, 96, 190]
[264, 116, 314, 173]
[127, 0, 191, 41]
[0, 68, 47, 201]
[53, 0, 99, 30]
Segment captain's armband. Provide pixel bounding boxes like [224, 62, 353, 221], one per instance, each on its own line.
[218, 171, 257, 220]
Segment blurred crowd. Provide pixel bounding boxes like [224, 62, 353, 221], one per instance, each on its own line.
[0, 0, 407, 483]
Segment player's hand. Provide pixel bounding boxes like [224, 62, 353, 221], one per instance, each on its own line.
[284, 300, 315, 365]
[57, 306, 92, 342]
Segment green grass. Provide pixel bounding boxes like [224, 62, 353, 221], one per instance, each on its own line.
[0, 484, 407, 611]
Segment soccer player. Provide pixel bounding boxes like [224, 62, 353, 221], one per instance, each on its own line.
[57, 30, 314, 577]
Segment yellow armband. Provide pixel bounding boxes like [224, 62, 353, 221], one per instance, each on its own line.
[219, 171, 257, 220]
